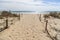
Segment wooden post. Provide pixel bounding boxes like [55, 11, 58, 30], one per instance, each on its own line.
[39, 14, 41, 21]
[45, 20, 48, 31]
[0, 18, 8, 32]
[44, 17, 46, 22]
[5, 18, 8, 29]
[45, 20, 55, 40]
[18, 13, 20, 20]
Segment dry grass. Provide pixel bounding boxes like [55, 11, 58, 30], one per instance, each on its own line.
[44, 12, 60, 19]
[0, 11, 19, 18]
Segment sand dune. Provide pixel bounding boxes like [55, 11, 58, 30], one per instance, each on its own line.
[0, 14, 59, 40]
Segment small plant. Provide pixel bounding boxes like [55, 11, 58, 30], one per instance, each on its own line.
[0, 15, 3, 19]
[12, 14, 19, 17]
[44, 14, 50, 18]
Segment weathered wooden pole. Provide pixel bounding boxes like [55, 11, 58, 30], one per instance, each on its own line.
[45, 20, 48, 31]
[44, 17, 46, 22]
[0, 18, 8, 32]
[19, 13, 20, 20]
[39, 14, 41, 21]
[5, 17, 8, 29]
[45, 20, 56, 40]
[18, 13, 20, 20]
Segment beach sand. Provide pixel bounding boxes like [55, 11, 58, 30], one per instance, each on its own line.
[0, 14, 59, 40]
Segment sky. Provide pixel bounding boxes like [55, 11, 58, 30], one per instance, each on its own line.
[0, 0, 60, 11]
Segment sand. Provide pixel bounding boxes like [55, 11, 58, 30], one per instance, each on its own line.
[0, 14, 59, 40]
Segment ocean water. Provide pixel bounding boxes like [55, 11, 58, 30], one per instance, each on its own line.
[11, 11, 49, 14]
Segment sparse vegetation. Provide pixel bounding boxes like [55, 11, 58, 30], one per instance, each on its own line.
[1, 11, 19, 17]
[44, 14, 50, 18]
[0, 15, 4, 19]
[0, 11, 20, 32]
[44, 12, 60, 19]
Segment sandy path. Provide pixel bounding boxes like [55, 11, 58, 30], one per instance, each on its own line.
[0, 14, 50, 40]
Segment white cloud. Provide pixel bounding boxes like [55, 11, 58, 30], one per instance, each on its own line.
[0, 0, 60, 11]
[1, 0, 33, 2]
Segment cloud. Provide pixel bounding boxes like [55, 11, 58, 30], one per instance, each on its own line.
[0, 0, 60, 11]
[0, 0, 33, 2]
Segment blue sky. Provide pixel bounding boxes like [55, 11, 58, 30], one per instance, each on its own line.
[0, 0, 60, 11]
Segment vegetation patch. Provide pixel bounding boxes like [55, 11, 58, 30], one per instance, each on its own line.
[44, 12, 60, 19]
